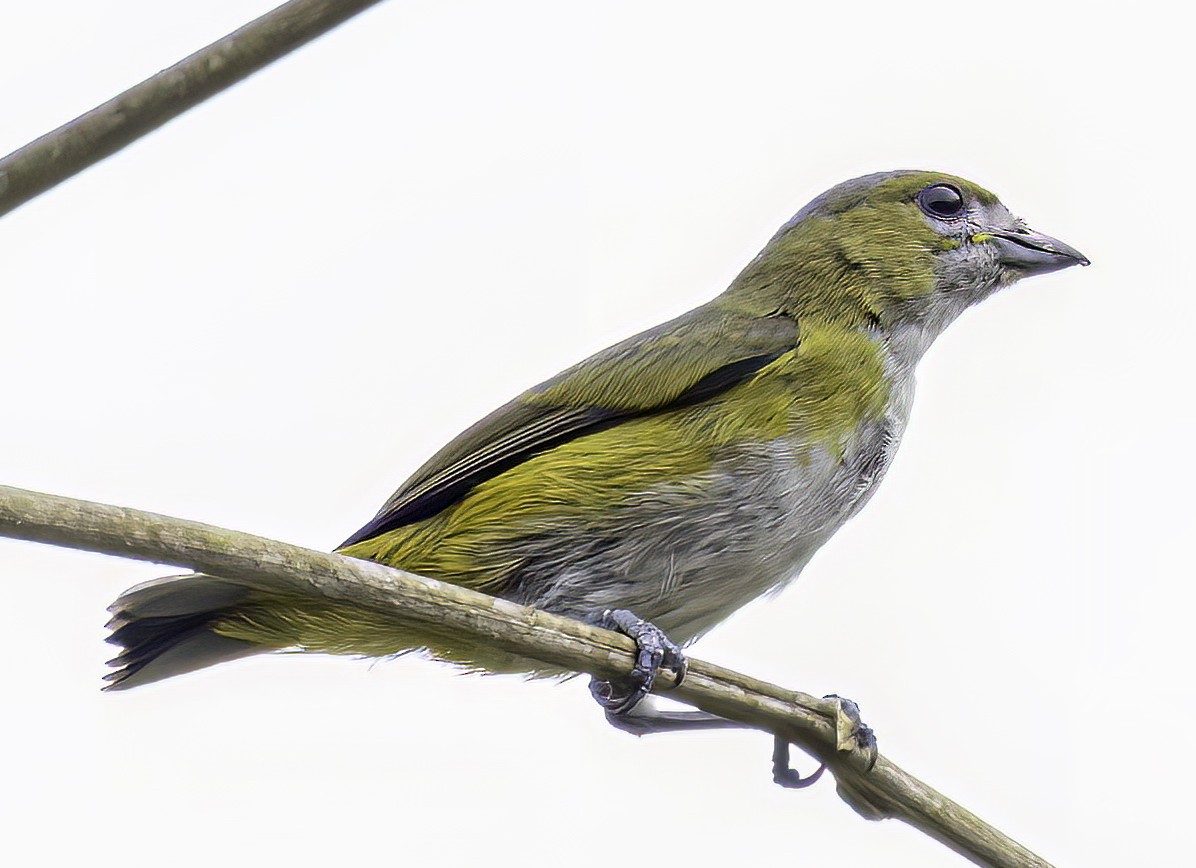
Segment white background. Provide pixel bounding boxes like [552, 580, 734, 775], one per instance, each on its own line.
[1, 2, 1190, 866]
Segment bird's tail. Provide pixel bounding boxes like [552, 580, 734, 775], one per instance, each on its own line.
[103, 574, 264, 690]
[103, 570, 435, 690]
[103, 567, 553, 689]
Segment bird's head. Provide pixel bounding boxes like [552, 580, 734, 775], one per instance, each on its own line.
[727, 170, 1088, 350]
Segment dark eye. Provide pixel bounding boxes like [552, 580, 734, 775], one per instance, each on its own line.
[917, 184, 965, 219]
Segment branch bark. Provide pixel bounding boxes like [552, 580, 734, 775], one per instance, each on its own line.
[0, 0, 386, 219]
[0, 484, 1051, 868]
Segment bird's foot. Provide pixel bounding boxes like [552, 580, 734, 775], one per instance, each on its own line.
[771, 694, 876, 790]
[589, 609, 687, 716]
[826, 693, 878, 770]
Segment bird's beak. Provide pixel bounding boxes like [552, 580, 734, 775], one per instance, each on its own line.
[974, 227, 1090, 276]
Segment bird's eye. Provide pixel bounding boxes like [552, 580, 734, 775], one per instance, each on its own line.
[917, 184, 965, 219]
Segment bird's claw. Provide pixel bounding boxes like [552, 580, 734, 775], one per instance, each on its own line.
[826, 693, 878, 771]
[589, 609, 687, 716]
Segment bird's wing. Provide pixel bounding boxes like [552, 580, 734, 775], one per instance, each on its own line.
[338, 304, 799, 548]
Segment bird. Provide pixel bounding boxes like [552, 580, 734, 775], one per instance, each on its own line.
[103, 170, 1087, 735]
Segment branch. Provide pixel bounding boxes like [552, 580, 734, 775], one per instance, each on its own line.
[0, 0, 386, 219]
[0, 484, 1051, 868]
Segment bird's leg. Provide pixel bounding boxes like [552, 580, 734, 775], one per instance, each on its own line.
[606, 703, 832, 790]
[608, 702, 832, 791]
[600, 697, 750, 735]
[589, 609, 876, 790]
[771, 696, 875, 788]
[588, 608, 687, 716]
[772, 737, 826, 789]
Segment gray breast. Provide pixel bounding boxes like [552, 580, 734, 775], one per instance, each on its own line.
[500, 331, 921, 643]
[510, 388, 912, 644]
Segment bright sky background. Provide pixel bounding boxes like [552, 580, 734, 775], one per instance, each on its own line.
[1, 2, 1190, 866]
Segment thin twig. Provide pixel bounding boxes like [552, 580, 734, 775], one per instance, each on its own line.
[0, 0, 386, 219]
[0, 484, 1052, 868]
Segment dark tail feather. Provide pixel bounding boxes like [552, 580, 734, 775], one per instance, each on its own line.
[103, 574, 262, 691]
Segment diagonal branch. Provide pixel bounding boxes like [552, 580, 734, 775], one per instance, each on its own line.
[0, 484, 1052, 868]
[0, 0, 387, 219]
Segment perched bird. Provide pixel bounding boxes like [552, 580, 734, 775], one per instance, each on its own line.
[104, 171, 1087, 730]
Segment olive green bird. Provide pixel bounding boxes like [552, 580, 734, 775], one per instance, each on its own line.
[104, 171, 1087, 728]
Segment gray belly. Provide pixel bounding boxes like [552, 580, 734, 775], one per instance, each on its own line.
[509, 410, 907, 644]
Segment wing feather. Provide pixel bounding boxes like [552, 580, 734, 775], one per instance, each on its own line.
[339, 303, 798, 548]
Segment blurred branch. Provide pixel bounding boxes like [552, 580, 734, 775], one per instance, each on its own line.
[0, 0, 386, 218]
[0, 484, 1051, 868]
